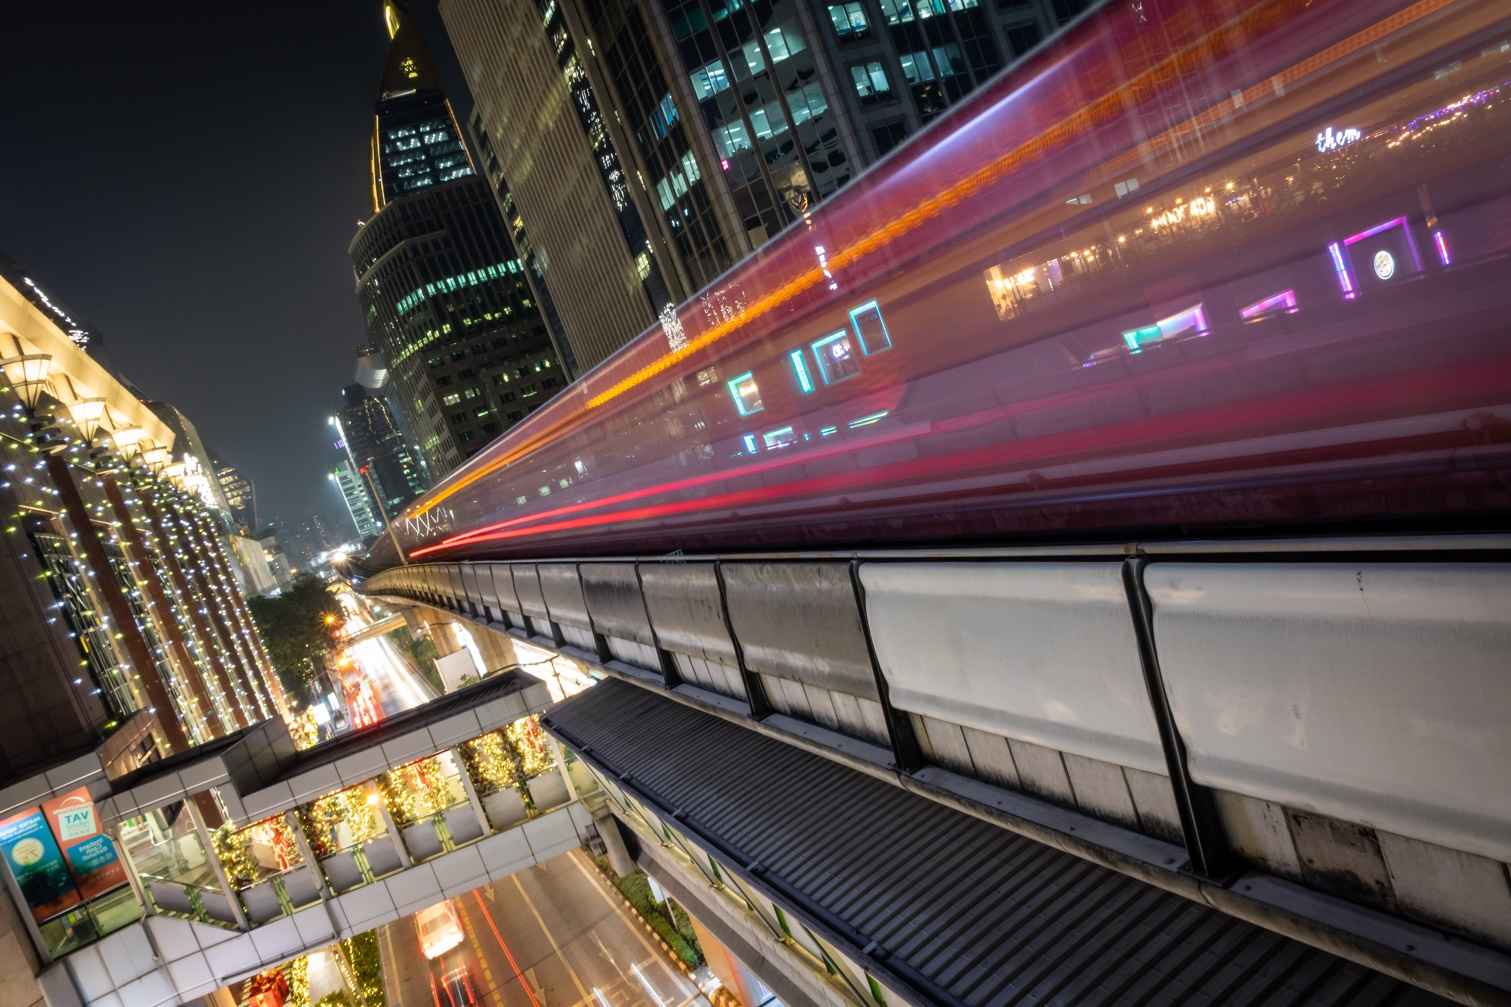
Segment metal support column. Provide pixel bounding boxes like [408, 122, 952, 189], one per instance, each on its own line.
[283, 810, 332, 899]
[548, 736, 579, 803]
[452, 748, 494, 836]
[370, 782, 413, 869]
[185, 799, 250, 930]
[114, 822, 152, 916]
[1122, 558, 1232, 879]
[849, 560, 924, 773]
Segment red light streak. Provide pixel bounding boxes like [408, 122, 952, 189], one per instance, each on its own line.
[415, 355, 1511, 556]
[426, 416, 928, 550]
[471, 889, 541, 1007]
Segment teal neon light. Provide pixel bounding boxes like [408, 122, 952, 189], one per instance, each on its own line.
[849, 300, 892, 354]
[728, 372, 763, 416]
[789, 349, 814, 393]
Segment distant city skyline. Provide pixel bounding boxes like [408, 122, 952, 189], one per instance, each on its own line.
[0, 3, 472, 531]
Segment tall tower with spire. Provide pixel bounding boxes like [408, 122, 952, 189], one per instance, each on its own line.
[369, 3, 474, 210]
[350, 2, 568, 479]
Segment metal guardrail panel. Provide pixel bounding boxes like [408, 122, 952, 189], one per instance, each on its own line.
[639, 563, 738, 667]
[539, 563, 592, 630]
[511, 563, 550, 621]
[580, 563, 655, 646]
[1149, 562, 1511, 864]
[862, 562, 1165, 774]
[489, 562, 522, 618]
[721, 562, 878, 702]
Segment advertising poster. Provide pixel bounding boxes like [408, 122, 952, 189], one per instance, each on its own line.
[43, 788, 126, 900]
[0, 806, 80, 923]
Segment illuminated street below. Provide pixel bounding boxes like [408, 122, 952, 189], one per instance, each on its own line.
[381, 849, 708, 1007]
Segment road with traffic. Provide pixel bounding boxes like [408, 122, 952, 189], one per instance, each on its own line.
[380, 850, 706, 1007]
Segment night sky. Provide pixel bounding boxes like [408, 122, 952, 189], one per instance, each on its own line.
[1, 3, 470, 538]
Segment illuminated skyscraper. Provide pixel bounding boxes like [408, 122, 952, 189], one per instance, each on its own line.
[334, 383, 427, 514]
[442, 0, 1091, 326]
[351, 3, 568, 477]
[330, 460, 382, 539]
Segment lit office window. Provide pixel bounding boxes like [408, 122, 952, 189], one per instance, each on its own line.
[763, 426, 798, 450]
[899, 51, 935, 84]
[827, 3, 869, 37]
[690, 59, 732, 101]
[763, 25, 807, 62]
[789, 349, 814, 393]
[850, 62, 891, 99]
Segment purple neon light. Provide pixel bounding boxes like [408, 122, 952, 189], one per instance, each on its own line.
[1328, 242, 1355, 299]
[1433, 230, 1451, 266]
[1240, 289, 1299, 321]
[1343, 215, 1407, 246]
[1342, 215, 1423, 272]
[1156, 303, 1209, 339]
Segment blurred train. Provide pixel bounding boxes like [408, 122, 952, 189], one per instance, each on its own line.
[373, 0, 1511, 567]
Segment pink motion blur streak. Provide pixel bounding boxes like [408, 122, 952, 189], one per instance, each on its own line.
[378, 0, 1511, 567]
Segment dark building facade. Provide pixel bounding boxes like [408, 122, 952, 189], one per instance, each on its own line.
[442, 0, 681, 374]
[351, 5, 568, 476]
[439, 0, 1093, 339]
[336, 382, 427, 515]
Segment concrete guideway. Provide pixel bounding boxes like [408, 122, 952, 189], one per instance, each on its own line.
[359, 538, 1511, 1005]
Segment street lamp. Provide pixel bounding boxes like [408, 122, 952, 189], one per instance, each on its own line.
[359, 464, 409, 565]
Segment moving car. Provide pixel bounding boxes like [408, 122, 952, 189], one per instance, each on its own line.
[416, 900, 464, 960]
[440, 966, 478, 1007]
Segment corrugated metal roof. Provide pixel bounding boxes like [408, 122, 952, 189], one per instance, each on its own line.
[545, 680, 1449, 1007]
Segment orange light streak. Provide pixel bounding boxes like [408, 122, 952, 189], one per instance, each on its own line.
[406, 0, 1454, 521]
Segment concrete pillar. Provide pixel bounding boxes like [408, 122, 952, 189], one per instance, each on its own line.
[689, 913, 770, 1007]
[471, 621, 519, 677]
[451, 748, 493, 836]
[428, 619, 468, 660]
[594, 811, 635, 878]
[370, 782, 412, 869]
[185, 799, 250, 930]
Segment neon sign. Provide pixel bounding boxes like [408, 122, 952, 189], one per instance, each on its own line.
[1315, 125, 1362, 153]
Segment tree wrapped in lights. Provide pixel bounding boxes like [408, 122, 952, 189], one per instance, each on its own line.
[459, 730, 520, 796]
[377, 755, 456, 827]
[213, 823, 256, 888]
[287, 708, 320, 750]
[298, 786, 382, 859]
[506, 715, 552, 779]
[340, 932, 385, 1007]
[215, 816, 298, 886]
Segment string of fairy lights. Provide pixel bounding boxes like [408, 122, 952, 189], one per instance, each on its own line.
[0, 360, 287, 753]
